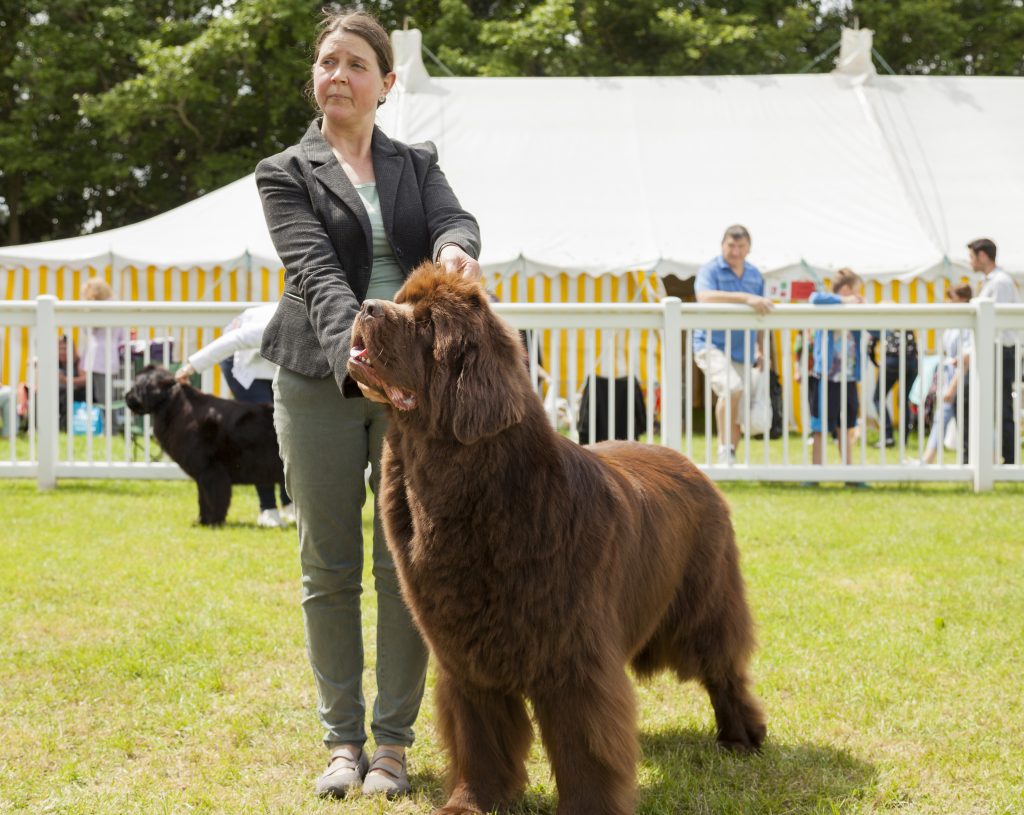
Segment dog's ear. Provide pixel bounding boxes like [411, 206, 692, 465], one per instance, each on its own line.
[448, 313, 531, 446]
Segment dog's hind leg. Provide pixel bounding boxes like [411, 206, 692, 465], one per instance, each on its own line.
[696, 542, 766, 752]
[702, 665, 766, 753]
[637, 603, 765, 752]
[686, 593, 766, 751]
[634, 531, 766, 752]
[533, 661, 638, 815]
[434, 668, 532, 815]
[196, 466, 231, 526]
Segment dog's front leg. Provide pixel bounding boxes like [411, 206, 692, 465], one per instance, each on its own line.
[379, 437, 414, 567]
[432, 669, 532, 815]
[196, 466, 231, 526]
[533, 662, 638, 815]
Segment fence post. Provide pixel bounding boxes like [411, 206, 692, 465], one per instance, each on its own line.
[662, 296, 683, 450]
[971, 298, 995, 492]
[36, 295, 59, 490]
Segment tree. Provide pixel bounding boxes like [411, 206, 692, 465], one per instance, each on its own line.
[78, 0, 320, 237]
[0, 0, 33, 245]
[0, 0, 215, 246]
[0, 0, 318, 247]
[412, 0, 842, 77]
[850, 0, 1024, 75]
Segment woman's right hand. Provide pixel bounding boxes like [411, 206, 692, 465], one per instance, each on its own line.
[437, 243, 482, 282]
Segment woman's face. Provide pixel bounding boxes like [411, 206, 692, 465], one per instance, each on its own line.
[313, 31, 394, 129]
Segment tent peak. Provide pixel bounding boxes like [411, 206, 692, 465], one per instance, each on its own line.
[391, 28, 433, 92]
[834, 26, 877, 82]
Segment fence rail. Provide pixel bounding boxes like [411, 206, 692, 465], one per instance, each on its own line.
[1, 296, 1021, 492]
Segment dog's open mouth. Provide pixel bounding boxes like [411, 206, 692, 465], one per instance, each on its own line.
[348, 340, 417, 411]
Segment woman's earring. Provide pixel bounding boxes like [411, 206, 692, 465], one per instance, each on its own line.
[378, 94, 387, 104]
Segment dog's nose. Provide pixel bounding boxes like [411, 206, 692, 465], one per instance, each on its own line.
[363, 299, 379, 318]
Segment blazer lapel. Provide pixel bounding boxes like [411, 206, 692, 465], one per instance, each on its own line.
[372, 126, 404, 239]
[303, 119, 372, 256]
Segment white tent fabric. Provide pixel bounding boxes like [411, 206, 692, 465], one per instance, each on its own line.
[0, 174, 280, 272]
[2, 31, 1022, 280]
[375, 69, 1024, 280]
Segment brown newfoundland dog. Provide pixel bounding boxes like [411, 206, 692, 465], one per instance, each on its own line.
[347, 264, 765, 815]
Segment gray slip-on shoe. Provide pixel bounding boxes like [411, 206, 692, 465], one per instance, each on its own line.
[315, 747, 369, 799]
[361, 747, 411, 798]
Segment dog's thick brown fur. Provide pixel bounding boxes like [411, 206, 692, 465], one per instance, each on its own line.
[347, 264, 765, 815]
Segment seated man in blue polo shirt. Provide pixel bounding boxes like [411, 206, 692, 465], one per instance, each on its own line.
[693, 225, 774, 465]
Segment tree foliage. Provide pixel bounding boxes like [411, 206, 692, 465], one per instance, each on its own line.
[0, 0, 318, 247]
[851, 0, 1024, 76]
[1, 0, 1021, 247]
[78, 0, 318, 226]
[0, 0, 216, 245]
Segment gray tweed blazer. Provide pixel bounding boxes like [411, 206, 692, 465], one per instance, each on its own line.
[256, 119, 480, 395]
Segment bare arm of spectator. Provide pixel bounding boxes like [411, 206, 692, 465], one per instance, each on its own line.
[696, 289, 774, 315]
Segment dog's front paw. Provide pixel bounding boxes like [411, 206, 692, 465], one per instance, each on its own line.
[433, 795, 487, 815]
[716, 735, 763, 755]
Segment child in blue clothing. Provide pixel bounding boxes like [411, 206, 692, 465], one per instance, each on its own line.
[808, 269, 864, 467]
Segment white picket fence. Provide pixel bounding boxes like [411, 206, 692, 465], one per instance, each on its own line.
[1, 295, 1022, 491]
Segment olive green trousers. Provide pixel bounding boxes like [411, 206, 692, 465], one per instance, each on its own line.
[273, 367, 428, 748]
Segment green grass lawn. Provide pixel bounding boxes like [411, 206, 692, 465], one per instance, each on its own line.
[1, 478, 1022, 815]
[5, 420, 1015, 471]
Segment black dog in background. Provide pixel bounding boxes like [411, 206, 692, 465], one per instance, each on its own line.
[125, 365, 285, 526]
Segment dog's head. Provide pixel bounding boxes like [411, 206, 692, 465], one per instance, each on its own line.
[125, 365, 177, 415]
[347, 262, 533, 445]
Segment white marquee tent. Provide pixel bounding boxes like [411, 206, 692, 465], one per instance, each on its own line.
[2, 28, 1022, 288]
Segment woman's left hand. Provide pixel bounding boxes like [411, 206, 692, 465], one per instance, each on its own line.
[437, 244, 482, 282]
[174, 363, 195, 384]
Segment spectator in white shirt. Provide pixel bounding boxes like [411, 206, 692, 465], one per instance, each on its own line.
[960, 238, 1020, 464]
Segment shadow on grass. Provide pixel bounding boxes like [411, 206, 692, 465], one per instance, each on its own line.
[406, 770, 560, 815]
[638, 726, 877, 814]
[405, 727, 876, 815]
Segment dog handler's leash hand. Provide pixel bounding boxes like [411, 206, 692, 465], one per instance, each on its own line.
[436, 243, 482, 282]
[175, 363, 195, 384]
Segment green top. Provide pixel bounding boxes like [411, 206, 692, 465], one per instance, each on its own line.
[355, 183, 405, 301]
